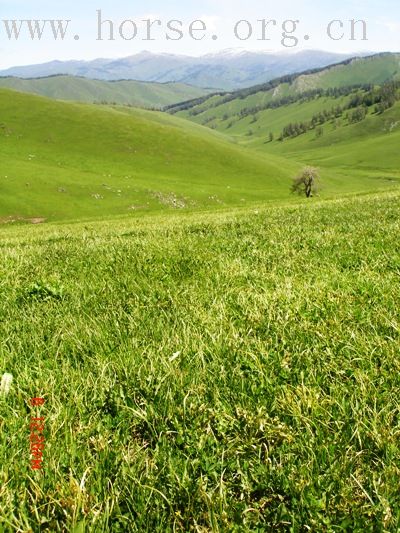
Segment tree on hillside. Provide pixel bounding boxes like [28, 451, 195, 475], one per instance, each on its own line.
[291, 166, 320, 198]
[348, 106, 367, 124]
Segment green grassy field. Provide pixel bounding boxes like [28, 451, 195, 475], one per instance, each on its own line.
[1, 190, 399, 531]
[0, 88, 301, 222]
[1, 86, 398, 225]
[0, 75, 212, 109]
[1, 54, 400, 531]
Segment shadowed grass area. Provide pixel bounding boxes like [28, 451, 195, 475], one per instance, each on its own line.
[1, 191, 399, 531]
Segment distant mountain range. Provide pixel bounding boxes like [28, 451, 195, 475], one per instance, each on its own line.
[0, 49, 369, 90]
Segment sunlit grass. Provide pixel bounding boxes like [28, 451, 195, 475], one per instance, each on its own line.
[0, 191, 399, 531]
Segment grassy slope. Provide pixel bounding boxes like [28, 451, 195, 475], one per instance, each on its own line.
[292, 53, 400, 91]
[177, 95, 400, 193]
[0, 75, 211, 109]
[234, 99, 400, 189]
[173, 56, 400, 190]
[216, 95, 352, 138]
[263, 102, 400, 172]
[175, 54, 400, 123]
[213, 96, 400, 177]
[0, 191, 399, 531]
[1, 85, 398, 224]
[0, 88, 300, 222]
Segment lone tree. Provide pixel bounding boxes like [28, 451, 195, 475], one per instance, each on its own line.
[291, 166, 320, 198]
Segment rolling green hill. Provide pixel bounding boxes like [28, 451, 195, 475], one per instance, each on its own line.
[169, 54, 400, 185]
[170, 53, 400, 119]
[292, 53, 400, 91]
[2, 52, 400, 225]
[258, 100, 400, 175]
[0, 88, 301, 222]
[0, 75, 212, 109]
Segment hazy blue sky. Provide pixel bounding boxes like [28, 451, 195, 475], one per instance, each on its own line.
[0, 0, 399, 67]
